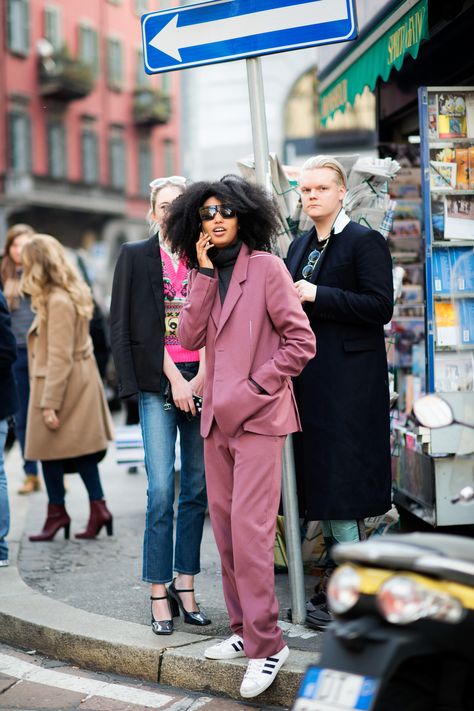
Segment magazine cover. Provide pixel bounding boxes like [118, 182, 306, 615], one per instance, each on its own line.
[428, 93, 438, 138]
[435, 301, 459, 346]
[444, 195, 474, 240]
[451, 247, 474, 292]
[430, 161, 456, 189]
[435, 351, 474, 391]
[394, 199, 422, 220]
[432, 248, 452, 294]
[455, 148, 469, 190]
[459, 298, 474, 345]
[469, 146, 474, 190]
[433, 247, 474, 293]
[438, 93, 467, 139]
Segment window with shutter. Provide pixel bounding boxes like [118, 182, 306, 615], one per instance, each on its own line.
[79, 25, 99, 76]
[138, 139, 151, 196]
[7, 0, 30, 55]
[81, 130, 99, 184]
[8, 112, 31, 172]
[47, 120, 67, 179]
[44, 6, 61, 51]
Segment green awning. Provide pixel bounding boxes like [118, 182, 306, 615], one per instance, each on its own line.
[319, 0, 429, 124]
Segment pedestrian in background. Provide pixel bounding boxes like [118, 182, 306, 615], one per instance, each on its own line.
[21, 234, 114, 542]
[165, 176, 315, 698]
[285, 156, 393, 629]
[0, 290, 19, 567]
[110, 176, 210, 637]
[0, 223, 39, 495]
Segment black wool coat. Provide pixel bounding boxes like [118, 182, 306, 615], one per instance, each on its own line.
[110, 235, 165, 399]
[286, 220, 393, 520]
[0, 290, 19, 420]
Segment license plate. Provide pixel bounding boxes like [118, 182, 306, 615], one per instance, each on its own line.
[293, 666, 379, 711]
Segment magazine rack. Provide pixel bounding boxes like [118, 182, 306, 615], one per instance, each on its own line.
[392, 86, 474, 526]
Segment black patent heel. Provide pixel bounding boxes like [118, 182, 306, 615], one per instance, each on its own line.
[150, 594, 174, 636]
[168, 578, 211, 626]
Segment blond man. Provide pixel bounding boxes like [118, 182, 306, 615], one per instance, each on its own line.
[286, 156, 393, 629]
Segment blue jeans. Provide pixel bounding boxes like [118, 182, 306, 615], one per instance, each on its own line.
[0, 419, 11, 561]
[139, 367, 207, 584]
[13, 345, 38, 475]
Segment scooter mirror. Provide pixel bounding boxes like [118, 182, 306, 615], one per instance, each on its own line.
[413, 394, 454, 428]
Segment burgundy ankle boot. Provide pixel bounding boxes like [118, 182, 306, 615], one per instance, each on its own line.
[75, 500, 113, 539]
[29, 504, 71, 542]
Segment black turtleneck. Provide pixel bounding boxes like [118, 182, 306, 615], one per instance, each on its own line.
[200, 239, 242, 303]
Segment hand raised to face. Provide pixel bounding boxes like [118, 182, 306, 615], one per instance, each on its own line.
[196, 231, 214, 270]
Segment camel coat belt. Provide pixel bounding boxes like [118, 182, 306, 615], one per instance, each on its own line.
[25, 288, 113, 462]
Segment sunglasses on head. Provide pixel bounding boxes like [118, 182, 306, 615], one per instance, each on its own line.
[198, 204, 236, 221]
[149, 175, 187, 189]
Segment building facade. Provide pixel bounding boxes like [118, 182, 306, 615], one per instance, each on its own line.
[0, 0, 181, 293]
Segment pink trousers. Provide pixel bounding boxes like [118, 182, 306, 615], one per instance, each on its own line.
[204, 423, 286, 659]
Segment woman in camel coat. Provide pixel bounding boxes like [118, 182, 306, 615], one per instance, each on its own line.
[22, 234, 113, 541]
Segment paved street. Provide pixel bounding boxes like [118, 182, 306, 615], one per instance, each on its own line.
[11, 427, 322, 651]
[0, 643, 285, 710]
[1, 424, 322, 709]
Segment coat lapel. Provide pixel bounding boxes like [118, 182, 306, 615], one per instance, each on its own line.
[286, 228, 315, 280]
[309, 232, 337, 285]
[146, 235, 165, 323]
[215, 243, 250, 337]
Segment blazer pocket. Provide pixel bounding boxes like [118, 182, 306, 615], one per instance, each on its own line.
[343, 337, 378, 352]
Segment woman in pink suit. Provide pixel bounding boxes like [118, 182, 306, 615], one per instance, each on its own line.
[165, 176, 315, 699]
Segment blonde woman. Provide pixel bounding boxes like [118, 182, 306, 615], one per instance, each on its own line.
[0, 224, 39, 494]
[21, 235, 114, 541]
[110, 176, 210, 636]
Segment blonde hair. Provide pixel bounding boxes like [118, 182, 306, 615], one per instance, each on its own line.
[301, 155, 347, 188]
[21, 234, 94, 322]
[148, 177, 187, 235]
[1, 223, 35, 308]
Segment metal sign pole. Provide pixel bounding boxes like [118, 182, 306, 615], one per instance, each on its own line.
[246, 56, 306, 626]
[246, 57, 270, 189]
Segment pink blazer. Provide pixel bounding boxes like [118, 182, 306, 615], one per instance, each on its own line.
[178, 244, 316, 438]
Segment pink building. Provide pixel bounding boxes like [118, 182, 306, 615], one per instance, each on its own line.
[0, 0, 181, 259]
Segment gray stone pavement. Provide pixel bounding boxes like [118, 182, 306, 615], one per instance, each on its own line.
[1, 429, 323, 708]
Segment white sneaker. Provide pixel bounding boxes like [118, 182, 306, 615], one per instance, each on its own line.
[240, 644, 289, 698]
[0, 560, 9, 568]
[204, 634, 245, 660]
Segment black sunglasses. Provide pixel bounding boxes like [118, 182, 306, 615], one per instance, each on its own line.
[199, 204, 236, 221]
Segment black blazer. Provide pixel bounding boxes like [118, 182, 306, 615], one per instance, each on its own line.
[0, 290, 19, 420]
[286, 220, 394, 520]
[110, 235, 165, 398]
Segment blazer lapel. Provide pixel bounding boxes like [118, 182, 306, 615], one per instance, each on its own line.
[310, 232, 337, 285]
[215, 243, 249, 337]
[146, 235, 165, 323]
[210, 292, 221, 328]
[286, 228, 315, 280]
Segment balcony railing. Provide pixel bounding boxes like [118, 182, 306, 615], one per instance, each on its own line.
[39, 52, 94, 101]
[133, 88, 171, 126]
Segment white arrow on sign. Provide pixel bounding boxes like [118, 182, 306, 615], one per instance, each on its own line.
[149, 0, 349, 62]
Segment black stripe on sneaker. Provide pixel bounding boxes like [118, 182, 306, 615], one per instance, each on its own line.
[238, 641, 244, 649]
[267, 656, 278, 662]
[232, 643, 239, 652]
[264, 662, 276, 668]
[262, 670, 273, 674]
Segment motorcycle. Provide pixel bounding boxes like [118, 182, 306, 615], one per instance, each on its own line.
[292, 394, 474, 711]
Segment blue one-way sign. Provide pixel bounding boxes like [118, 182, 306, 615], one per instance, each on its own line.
[142, 0, 357, 74]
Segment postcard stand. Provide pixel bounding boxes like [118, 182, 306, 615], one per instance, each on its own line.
[392, 86, 474, 527]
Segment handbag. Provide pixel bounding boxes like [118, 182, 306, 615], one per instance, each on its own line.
[163, 369, 203, 416]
